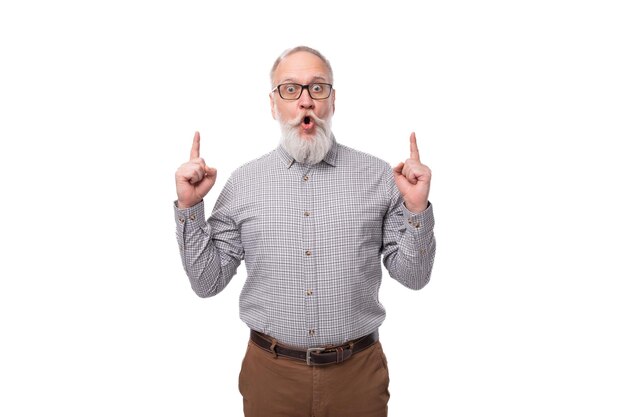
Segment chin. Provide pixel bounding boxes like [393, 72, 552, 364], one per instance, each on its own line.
[298, 131, 317, 141]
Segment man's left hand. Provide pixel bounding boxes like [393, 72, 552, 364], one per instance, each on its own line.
[393, 132, 432, 213]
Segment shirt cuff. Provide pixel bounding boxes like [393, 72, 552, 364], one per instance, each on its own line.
[173, 200, 206, 230]
[402, 201, 434, 232]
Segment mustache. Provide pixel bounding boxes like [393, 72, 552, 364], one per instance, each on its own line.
[283, 112, 325, 127]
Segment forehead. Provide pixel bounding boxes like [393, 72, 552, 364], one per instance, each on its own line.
[273, 51, 331, 84]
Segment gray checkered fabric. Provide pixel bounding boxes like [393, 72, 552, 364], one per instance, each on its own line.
[174, 140, 436, 348]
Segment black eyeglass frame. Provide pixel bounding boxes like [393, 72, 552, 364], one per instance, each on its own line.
[271, 83, 333, 100]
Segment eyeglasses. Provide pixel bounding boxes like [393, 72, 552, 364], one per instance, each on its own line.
[272, 83, 333, 100]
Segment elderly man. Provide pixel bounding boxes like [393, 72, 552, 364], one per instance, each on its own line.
[174, 46, 436, 417]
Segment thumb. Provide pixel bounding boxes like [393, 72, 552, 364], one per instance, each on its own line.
[392, 162, 404, 177]
[196, 169, 217, 196]
[392, 162, 410, 191]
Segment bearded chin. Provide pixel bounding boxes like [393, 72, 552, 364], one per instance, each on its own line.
[279, 118, 333, 165]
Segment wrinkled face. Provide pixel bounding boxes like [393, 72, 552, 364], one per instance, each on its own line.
[270, 51, 335, 140]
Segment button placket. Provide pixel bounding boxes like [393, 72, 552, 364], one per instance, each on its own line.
[301, 166, 318, 341]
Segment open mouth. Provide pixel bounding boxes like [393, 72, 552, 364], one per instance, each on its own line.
[301, 116, 315, 131]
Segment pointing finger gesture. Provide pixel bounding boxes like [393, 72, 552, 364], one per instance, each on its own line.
[175, 131, 218, 208]
[392, 132, 431, 213]
[410, 131, 421, 162]
[190, 130, 201, 160]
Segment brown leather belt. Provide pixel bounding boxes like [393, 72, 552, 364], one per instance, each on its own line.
[250, 330, 379, 366]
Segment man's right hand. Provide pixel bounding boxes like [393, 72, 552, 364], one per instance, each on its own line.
[175, 131, 217, 209]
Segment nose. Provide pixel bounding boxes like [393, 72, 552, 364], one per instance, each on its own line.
[298, 88, 315, 110]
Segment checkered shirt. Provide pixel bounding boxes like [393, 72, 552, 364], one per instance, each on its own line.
[174, 140, 436, 348]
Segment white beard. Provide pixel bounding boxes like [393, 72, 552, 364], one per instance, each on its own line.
[277, 111, 333, 165]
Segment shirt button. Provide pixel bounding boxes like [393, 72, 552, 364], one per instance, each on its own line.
[306, 289, 313, 296]
[189, 214, 196, 221]
[178, 217, 185, 223]
[305, 250, 312, 256]
[414, 221, 421, 228]
[309, 329, 316, 336]
[304, 211, 310, 217]
[303, 175, 309, 181]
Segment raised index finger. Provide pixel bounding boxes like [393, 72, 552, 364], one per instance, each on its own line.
[410, 132, 421, 162]
[190, 131, 200, 160]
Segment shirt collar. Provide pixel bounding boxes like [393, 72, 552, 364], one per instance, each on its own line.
[277, 144, 296, 168]
[277, 135, 338, 169]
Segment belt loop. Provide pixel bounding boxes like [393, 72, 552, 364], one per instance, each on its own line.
[269, 339, 278, 359]
[336, 346, 344, 364]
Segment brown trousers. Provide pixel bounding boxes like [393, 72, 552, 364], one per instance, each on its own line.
[238, 340, 390, 417]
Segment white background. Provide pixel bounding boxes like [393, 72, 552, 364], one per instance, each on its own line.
[1, 0, 625, 416]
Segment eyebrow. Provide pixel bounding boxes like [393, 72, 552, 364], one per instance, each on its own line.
[279, 75, 329, 84]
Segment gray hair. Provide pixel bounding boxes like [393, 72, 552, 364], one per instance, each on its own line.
[270, 46, 334, 87]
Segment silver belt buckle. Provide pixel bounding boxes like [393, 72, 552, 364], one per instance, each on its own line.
[306, 347, 325, 366]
